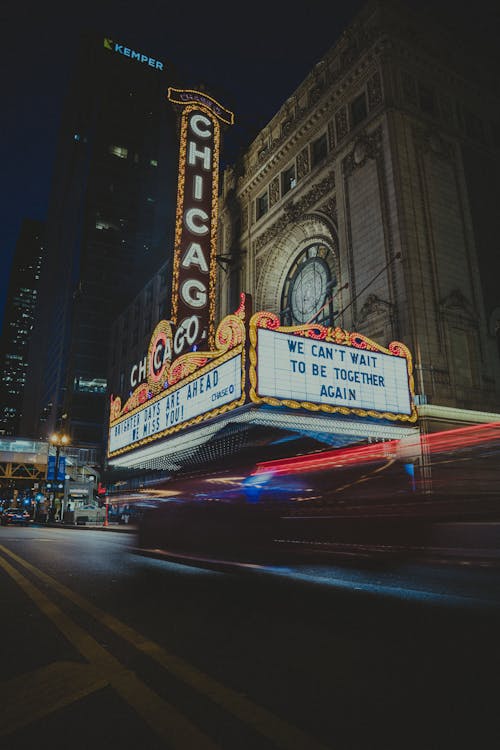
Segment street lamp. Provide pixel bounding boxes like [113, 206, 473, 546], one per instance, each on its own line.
[49, 433, 69, 522]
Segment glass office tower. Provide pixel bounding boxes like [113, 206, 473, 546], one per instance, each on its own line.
[22, 32, 179, 456]
[0, 219, 45, 436]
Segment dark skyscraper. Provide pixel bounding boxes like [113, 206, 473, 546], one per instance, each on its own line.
[0, 219, 44, 436]
[22, 32, 179, 455]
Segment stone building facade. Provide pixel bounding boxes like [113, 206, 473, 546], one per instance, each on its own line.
[216, 0, 500, 427]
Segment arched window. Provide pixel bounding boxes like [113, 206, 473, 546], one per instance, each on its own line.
[280, 244, 337, 326]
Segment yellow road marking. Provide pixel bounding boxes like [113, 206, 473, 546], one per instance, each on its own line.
[0, 661, 108, 736]
[0, 552, 219, 749]
[0, 543, 330, 750]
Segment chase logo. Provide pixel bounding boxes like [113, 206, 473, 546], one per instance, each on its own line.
[103, 38, 164, 70]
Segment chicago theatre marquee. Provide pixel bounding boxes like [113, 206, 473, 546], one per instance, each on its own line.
[106, 88, 418, 478]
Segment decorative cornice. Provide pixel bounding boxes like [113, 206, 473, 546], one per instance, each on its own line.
[253, 171, 336, 254]
[237, 50, 385, 196]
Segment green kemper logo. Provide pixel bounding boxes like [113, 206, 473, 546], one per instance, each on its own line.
[103, 38, 164, 70]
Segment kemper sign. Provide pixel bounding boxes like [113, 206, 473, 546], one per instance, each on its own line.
[103, 38, 164, 69]
[168, 88, 234, 357]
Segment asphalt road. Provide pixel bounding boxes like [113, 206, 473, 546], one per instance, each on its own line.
[1, 525, 499, 749]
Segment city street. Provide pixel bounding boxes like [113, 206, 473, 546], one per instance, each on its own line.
[1, 525, 499, 749]
[2, 5, 500, 750]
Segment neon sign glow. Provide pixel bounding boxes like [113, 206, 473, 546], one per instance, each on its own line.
[167, 88, 234, 357]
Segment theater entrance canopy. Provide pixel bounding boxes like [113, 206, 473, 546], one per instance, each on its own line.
[107, 296, 418, 476]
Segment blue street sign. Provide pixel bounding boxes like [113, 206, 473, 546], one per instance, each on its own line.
[47, 455, 66, 481]
[47, 456, 55, 480]
[57, 456, 66, 481]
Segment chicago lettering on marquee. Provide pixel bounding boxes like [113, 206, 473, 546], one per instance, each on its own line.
[167, 88, 234, 357]
[108, 301, 247, 457]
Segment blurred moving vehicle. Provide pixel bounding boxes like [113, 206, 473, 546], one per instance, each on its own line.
[1, 507, 31, 526]
[120, 421, 500, 566]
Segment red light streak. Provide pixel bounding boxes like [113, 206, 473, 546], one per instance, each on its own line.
[253, 441, 398, 476]
[252, 422, 500, 477]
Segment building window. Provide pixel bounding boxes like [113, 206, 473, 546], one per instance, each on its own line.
[282, 164, 297, 196]
[73, 377, 107, 394]
[311, 133, 328, 167]
[95, 219, 118, 231]
[350, 92, 367, 127]
[109, 145, 128, 159]
[418, 83, 435, 116]
[281, 243, 337, 326]
[256, 192, 269, 220]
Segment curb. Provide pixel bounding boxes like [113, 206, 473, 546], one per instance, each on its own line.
[33, 522, 137, 533]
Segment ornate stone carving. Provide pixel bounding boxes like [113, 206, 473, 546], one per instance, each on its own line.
[335, 107, 348, 141]
[283, 200, 301, 222]
[254, 171, 336, 253]
[356, 294, 394, 327]
[297, 147, 310, 179]
[327, 120, 336, 150]
[309, 84, 323, 106]
[440, 288, 477, 324]
[258, 142, 270, 162]
[269, 176, 280, 207]
[320, 195, 337, 222]
[255, 254, 265, 285]
[342, 127, 382, 176]
[367, 71, 382, 109]
[241, 201, 248, 232]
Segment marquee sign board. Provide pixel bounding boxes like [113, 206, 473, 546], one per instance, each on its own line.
[248, 312, 417, 423]
[108, 353, 242, 454]
[107, 298, 417, 458]
[107, 299, 247, 458]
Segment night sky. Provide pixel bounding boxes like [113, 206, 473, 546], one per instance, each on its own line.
[1, 0, 498, 331]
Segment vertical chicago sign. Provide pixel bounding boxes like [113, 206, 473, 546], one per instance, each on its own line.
[168, 88, 234, 357]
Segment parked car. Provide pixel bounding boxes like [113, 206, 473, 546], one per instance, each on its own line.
[1, 507, 31, 526]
